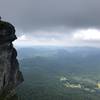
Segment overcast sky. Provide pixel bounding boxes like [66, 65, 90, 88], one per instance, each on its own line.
[0, 0, 100, 47]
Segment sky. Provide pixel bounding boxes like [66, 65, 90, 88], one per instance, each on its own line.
[0, 0, 100, 47]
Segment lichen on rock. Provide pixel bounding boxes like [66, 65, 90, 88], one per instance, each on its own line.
[0, 20, 23, 99]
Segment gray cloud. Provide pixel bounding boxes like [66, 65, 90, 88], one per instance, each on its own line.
[0, 0, 100, 32]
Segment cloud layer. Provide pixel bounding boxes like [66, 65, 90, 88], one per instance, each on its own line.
[1, 0, 100, 47]
[0, 0, 100, 32]
[13, 29, 100, 47]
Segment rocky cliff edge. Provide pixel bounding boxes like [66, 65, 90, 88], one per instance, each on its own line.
[0, 20, 23, 99]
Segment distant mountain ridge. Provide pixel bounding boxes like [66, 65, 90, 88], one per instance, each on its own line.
[17, 46, 100, 60]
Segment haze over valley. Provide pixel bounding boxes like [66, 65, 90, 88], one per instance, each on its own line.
[16, 46, 100, 100]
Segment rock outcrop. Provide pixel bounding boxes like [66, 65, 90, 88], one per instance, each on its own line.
[0, 20, 23, 99]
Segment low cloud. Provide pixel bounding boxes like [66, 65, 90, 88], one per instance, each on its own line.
[13, 29, 100, 47]
[73, 29, 100, 41]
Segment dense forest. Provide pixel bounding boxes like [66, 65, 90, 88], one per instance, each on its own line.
[16, 47, 100, 100]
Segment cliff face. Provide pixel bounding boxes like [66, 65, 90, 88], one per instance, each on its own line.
[0, 20, 23, 98]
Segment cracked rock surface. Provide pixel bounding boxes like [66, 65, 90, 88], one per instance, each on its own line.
[0, 20, 23, 98]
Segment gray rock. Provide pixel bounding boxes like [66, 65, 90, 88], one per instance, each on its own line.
[0, 20, 23, 98]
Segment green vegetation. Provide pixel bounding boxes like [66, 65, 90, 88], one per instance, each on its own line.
[16, 47, 100, 100]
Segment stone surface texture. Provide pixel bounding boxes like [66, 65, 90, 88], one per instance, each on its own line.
[0, 20, 23, 98]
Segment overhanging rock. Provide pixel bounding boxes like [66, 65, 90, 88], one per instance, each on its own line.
[0, 20, 23, 99]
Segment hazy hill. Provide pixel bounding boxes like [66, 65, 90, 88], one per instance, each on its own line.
[16, 46, 100, 100]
